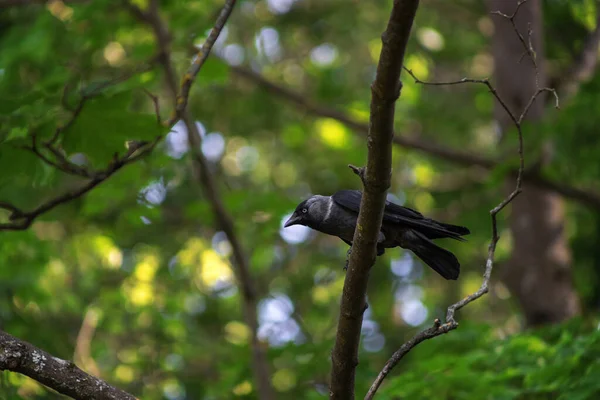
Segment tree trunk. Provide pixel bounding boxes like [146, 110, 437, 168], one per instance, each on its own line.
[487, 0, 580, 326]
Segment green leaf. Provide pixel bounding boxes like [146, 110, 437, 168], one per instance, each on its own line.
[0, 140, 47, 190]
[62, 92, 164, 166]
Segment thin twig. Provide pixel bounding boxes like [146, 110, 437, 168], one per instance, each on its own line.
[365, 2, 559, 398]
[173, 0, 237, 122]
[0, 139, 159, 231]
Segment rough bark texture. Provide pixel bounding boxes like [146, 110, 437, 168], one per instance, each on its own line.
[487, 0, 580, 326]
[328, 1, 420, 399]
[0, 330, 135, 400]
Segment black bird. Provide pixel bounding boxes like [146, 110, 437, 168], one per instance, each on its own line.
[284, 190, 470, 280]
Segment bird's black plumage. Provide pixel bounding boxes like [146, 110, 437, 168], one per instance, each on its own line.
[285, 190, 470, 280]
[332, 190, 469, 242]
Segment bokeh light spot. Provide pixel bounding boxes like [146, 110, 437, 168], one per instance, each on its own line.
[280, 213, 311, 244]
[225, 321, 250, 345]
[232, 380, 253, 396]
[103, 42, 126, 66]
[413, 163, 435, 187]
[417, 27, 445, 51]
[272, 369, 297, 392]
[400, 299, 428, 326]
[310, 43, 338, 67]
[202, 132, 226, 162]
[316, 118, 350, 149]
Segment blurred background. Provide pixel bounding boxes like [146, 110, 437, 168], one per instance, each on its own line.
[1, 0, 600, 398]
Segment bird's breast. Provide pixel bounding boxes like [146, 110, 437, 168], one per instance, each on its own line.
[315, 209, 357, 242]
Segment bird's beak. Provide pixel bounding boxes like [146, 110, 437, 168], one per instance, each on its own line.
[284, 214, 301, 228]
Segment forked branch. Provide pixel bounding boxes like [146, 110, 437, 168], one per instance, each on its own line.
[329, 1, 420, 399]
[365, 1, 559, 398]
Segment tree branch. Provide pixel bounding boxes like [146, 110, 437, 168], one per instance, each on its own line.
[124, 0, 236, 125]
[127, 1, 275, 399]
[0, 329, 135, 400]
[227, 63, 600, 210]
[175, 0, 237, 119]
[365, 2, 557, 397]
[0, 138, 159, 231]
[329, 1, 420, 399]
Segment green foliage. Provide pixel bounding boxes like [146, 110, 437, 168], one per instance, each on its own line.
[379, 319, 600, 400]
[0, 0, 599, 399]
[63, 92, 163, 166]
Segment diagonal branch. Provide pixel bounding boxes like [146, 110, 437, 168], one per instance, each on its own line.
[127, 1, 275, 399]
[365, 2, 556, 397]
[0, 139, 159, 231]
[227, 63, 600, 210]
[329, 1, 420, 399]
[175, 0, 237, 120]
[124, 0, 236, 125]
[0, 329, 135, 400]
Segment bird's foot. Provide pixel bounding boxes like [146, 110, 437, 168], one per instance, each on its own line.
[344, 247, 352, 271]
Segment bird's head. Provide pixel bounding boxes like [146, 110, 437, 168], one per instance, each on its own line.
[284, 195, 327, 228]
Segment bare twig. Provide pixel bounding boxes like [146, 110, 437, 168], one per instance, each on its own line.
[227, 63, 600, 210]
[0, 138, 159, 231]
[329, 1, 420, 399]
[491, 0, 537, 84]
[126, 1, 274, 399]
[365, 3, 558, 398]
[124, 0, 236, 124]
[0, 329, 135, 400]
[142, 89, 162, 124]
[174, 0, 237, 121]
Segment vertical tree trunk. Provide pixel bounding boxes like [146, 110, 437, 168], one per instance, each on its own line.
[487, 0, 580, 326]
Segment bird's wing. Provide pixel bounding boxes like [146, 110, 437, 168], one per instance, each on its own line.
[332, 190, 469, 241]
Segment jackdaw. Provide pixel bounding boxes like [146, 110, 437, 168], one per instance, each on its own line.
[284, 190, 470, 280]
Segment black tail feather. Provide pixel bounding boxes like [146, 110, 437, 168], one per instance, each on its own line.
[420, 221, 470, 242]
[440, 223, 470, 237]
[407, 231, 460, 280]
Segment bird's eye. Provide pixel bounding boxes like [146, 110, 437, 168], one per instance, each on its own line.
[302, 208, 308, 214]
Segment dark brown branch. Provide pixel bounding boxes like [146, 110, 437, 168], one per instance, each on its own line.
[329, 1, 420, 399]
[175, 0, 237, 120]
[365, 3, 552, 398]
[0, 329, 135, 400]
[0, 139, 159, 231]
[2, 65, 163, 229]
[228, 64, 600, 210]
[125, 0, 236, 124]
[128, 2, 274, 399]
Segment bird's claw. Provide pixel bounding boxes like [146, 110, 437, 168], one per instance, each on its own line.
[344, 247, 352, 271]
